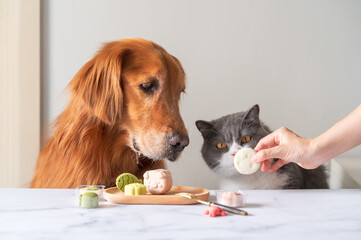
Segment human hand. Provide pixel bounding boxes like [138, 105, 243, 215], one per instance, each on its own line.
[252, 127, 321, 173]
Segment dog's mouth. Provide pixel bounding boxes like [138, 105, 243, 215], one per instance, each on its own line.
[132, 138, 182, 162]
[133, 139, 140, 152]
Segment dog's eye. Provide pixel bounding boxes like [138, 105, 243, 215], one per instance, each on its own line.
[241, 136, 251, 144]
[140, 82, 154, 91]
[216, 143, 227, 150]
[139, 80, 158, 93]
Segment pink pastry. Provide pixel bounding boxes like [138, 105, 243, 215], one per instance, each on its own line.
[143, 169, 173, 194]
[219, 191, 244, 207]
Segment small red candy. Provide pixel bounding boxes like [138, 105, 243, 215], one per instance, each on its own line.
[203, 206, 227, 217]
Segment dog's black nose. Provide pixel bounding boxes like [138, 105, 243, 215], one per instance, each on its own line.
[168, 134, 189, 152]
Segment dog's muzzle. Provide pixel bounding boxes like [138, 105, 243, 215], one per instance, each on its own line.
[166, 133, 189, 162]
[132, 133, 189, 162]
[168, 133, 189, 152]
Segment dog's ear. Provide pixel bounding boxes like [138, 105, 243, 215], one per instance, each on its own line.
[69, 48, 129, 125]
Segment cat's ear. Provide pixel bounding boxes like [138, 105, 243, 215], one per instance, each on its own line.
[243, 104, 260, 121]
[195, 120, 214, 133]
[196, 120, 219, 139]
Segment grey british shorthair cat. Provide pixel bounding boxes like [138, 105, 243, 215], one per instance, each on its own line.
[196, 104, 328, 189]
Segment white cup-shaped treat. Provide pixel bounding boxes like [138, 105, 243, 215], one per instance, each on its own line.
[234, 148, 260, 175]
[77, 185, 105, 198]
[216, 191, 247, 208]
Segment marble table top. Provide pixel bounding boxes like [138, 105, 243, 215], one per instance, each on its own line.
[0, 188, 360, 240]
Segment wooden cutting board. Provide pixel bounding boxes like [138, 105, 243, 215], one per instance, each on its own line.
[104, 186, 210, 205]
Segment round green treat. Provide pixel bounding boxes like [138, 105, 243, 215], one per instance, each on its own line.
[78, 192, 98, 208]
[116, 173, 142, 192]
[82, 192, 98, 197]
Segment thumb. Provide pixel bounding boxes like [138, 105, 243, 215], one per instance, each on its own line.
[253, 146, 287, 163]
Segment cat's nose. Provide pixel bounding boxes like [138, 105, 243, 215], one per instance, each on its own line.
[168, 133, 189, 152]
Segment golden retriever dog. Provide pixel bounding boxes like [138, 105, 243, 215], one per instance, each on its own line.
[31, 38, 189, 188]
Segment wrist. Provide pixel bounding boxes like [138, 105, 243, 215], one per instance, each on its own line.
[308, 137, 328, 168]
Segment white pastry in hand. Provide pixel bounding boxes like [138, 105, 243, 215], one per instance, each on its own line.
[234, 148, 260, 175]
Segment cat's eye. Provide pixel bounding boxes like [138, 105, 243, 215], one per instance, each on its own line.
[241, 136, 251, 144]
[216, 143, 227, 150]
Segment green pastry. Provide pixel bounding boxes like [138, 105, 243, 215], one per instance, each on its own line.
[116, 173, 142, 192]
[78, 192, 99, 208]
[124, 183, 147, 195]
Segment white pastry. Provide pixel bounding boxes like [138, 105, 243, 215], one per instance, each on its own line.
[234, 148, 260, 175]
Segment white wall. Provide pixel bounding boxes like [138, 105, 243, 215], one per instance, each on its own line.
[1, 0, 40, 187]
[42, 0, 361, 189]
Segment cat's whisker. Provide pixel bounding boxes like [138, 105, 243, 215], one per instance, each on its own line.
[209, 161, 220, 169]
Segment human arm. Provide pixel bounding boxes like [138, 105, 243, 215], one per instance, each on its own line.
[252, 104, 361, 172]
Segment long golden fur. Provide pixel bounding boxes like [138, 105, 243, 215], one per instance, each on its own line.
[31, 39, 188, 188]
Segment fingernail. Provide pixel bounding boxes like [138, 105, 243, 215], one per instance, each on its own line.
[252, 156, 259, 162]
